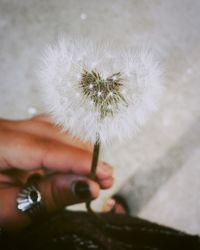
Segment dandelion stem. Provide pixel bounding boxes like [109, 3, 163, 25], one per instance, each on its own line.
[89, 139, 100, 179]
[86, 138, 104, 222]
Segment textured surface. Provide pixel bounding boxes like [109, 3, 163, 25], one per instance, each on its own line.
[0, 0, 200, 234]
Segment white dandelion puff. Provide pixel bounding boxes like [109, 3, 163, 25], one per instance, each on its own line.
[38, 37, 164, 146]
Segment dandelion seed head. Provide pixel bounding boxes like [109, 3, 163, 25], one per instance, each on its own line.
[39, 37, 164, 145]
[80, 70, 126, 119]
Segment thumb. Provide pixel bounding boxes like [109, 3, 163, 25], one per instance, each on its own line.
[0, 174, 100, 231]
[37, 174, 99, 213]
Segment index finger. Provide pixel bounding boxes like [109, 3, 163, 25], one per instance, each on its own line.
[0, 133, 113, 186]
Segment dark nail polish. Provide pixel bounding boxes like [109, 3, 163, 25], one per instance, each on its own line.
[73, 181, 91, 200]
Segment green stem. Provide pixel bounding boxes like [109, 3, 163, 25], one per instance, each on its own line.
[86, 138, 102, 217]
[89, 140, 100, 180]
[86, 139, 106, 225]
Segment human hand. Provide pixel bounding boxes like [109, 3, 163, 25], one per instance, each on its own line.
[0, 115, 113, 231]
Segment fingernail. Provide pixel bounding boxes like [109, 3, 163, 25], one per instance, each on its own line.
[103, 198, 116, 212]
[73, 181, 91, 200]
[106, 198, 116, 207]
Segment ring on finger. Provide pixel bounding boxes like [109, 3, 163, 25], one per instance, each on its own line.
[16, 174, 48, 221]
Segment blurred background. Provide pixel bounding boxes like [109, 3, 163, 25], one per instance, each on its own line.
[0, 0, 200, 234]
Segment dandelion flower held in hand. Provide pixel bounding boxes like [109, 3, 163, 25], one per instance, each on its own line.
[39, 38, 163, 147]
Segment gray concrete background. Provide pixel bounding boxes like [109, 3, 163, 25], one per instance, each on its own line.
[0, 0, 200, 234]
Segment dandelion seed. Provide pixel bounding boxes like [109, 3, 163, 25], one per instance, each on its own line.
[89, 100, 94, 106]
[97, 91, 102, 97]
[89, 84, 93, 89]
[121, 88, 126, 95]
[108, 91, 113, 97]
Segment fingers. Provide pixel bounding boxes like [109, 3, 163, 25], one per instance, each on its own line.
[39, 140, 113, 189]
[0, 115, 113, 188]
[38, 174, 99, 212]
[0, 174, 99, 231]
[103, 198, 116, 212]
[0, 128, 113, 189]
[0, 169, 46, 187]
[0, 115, 92, 152]
[95, 162, 114, 189]
[42, 147, 114, 189]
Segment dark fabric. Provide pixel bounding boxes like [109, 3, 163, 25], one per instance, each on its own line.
[1, 211, 200, 250]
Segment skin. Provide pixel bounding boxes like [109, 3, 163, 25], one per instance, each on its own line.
[0, 115, 114, 231]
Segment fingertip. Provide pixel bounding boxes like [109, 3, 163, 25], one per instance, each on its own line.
[103, 198, 116, 212]
[96, 161, 113, 179]
[99, 177, 114, 189]
[87, 180, 100, 199]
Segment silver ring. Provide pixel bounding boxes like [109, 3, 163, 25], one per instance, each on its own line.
[16, 182, 47, 220]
